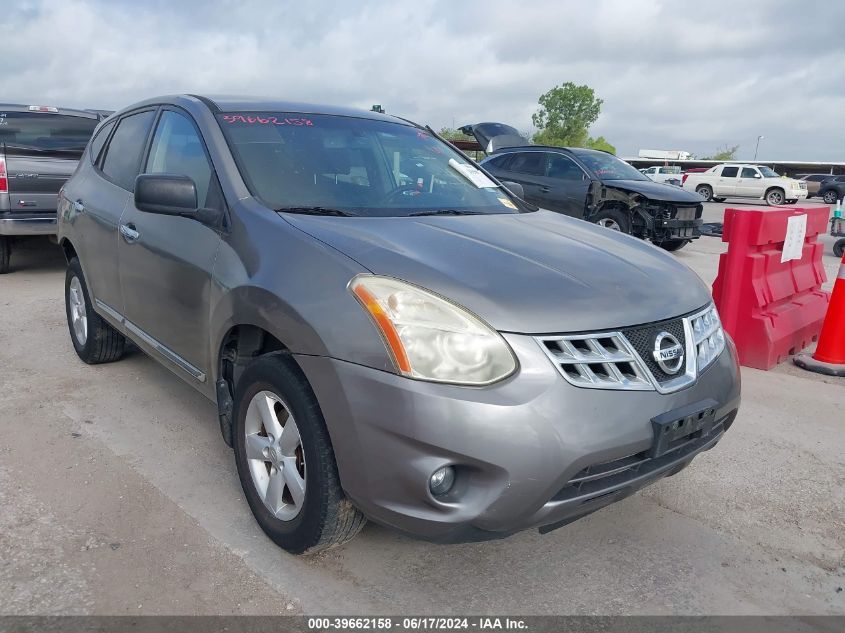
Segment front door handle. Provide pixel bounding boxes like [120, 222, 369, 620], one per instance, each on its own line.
[119, 223, 140, 244]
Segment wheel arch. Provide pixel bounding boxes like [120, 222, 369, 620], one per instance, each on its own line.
[59, 237, 78, 263]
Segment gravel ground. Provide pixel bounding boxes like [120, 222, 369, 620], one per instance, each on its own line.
[0, 199, 842, 615]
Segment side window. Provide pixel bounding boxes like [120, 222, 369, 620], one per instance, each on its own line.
[721, 166, 739, 178]
[508, 152, 544, 176]
[101, 110, 156, 191]
[89, 120, 115, 165]
[546, 154, 584, 181]
[741, 167, 759, 178]
[484, 154, 512, 170]
[145, 110, 214, 208]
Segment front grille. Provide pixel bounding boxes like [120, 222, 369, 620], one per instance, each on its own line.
[623, 317, 687, 384]
[538, 333, 653, 390]
[535, 304, 726, 393]
[551, 412, 735, 503]
[674, 206, 699, 221]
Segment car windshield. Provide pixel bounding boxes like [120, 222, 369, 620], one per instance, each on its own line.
[0, 111, 98, 153]
[570, 149, 649, 181]
[758, 166, 780, 178]
[217, 112, 525, 217]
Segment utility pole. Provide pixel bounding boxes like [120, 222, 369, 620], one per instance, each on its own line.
[754, 135, 764, 161]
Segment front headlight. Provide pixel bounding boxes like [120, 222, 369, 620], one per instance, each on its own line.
[349, 275, 517, 385]
[690, 304, 726, 372]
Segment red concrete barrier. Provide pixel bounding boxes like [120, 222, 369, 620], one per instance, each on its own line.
[712, 206, 830, 370]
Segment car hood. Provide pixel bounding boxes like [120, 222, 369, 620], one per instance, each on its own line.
[283, 210, 711, 334]
[605, 179, 704, 203]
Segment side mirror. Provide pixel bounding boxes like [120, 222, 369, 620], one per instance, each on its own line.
[134, 174, 198, 217]
[501, 181, 525, 199]
[754, 173, 762, 179]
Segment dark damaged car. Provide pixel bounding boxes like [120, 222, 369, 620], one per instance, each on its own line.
[462, 123, 704, 251]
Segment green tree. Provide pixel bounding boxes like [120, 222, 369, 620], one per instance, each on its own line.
[437, 127, 473, 142]
[586, 136, 616, 154]
[702, 144, 739, 161]
[531, 83, 603, 147]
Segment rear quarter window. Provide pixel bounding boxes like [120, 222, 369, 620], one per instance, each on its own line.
[89, 120, 115, 165]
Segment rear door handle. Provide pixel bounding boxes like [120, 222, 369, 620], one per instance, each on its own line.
[119, 223, 140, 243]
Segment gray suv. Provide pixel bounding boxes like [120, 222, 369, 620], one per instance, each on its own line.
[58, 95, 741, 554]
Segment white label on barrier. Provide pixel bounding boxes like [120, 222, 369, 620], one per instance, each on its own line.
[781, 214, 807, 263]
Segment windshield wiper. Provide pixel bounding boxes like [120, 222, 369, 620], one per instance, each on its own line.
[408, 209, 484, 217]
[275, 206, 359, 217]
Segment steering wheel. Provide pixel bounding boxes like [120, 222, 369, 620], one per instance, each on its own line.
[384, 185, 423, 203]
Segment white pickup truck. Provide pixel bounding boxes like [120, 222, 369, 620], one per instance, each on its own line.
[640, 165, 683, 186]
[682, 163, 807, 205]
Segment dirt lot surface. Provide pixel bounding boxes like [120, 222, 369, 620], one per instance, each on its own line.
[1, 200, 843, 615]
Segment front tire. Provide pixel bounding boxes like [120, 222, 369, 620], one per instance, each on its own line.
[0, 236, 10, 274]
[657, 239, 689, 252]
[65, 257, 126, 364]
[592, 207, 631, 233]
[233, 354, 365, 554]
[695, 185, 713, 202]
[823, 190, 839, 205]
[765, 188, 785, 206]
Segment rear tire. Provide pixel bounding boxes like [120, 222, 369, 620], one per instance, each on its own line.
[65, 257, 126, 364]
[712, 197, 726, 203]
[0, 236, 10, 274]
[657, 239, 689, 252]
[695, 185, 713, 202]
[765, 188, 785, 206]
[592, 207, 631, 233]
[834, 239, 845, 259]
[233, 354, 366, 555]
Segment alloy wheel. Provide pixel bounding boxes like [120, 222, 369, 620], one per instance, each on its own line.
[767, 190, 784, 205]
[244, 390, 306, 521]
[68, 276, 88, 346]
[597, 218, 621, 231]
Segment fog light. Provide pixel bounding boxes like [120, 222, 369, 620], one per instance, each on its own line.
[429, 466, 455, 496]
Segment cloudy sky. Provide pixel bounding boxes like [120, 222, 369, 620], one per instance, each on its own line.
[4, 0, 844, 160]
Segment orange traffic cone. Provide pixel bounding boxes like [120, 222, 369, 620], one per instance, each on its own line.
[794, 254, 845, 376]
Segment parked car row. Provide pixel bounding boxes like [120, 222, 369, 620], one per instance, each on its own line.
[799, 173, 845, 204]
[0, 104, 111, 273]
[53, 95, 740, 553]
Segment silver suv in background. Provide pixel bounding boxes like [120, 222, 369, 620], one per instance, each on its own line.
[58, 95, 741, 554]
[0, 104, 106, 273]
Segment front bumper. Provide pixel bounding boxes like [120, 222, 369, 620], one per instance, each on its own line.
[296, 333, 741, 542]
[659, 217, 703, 239]
[0, 214, 58, 236]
